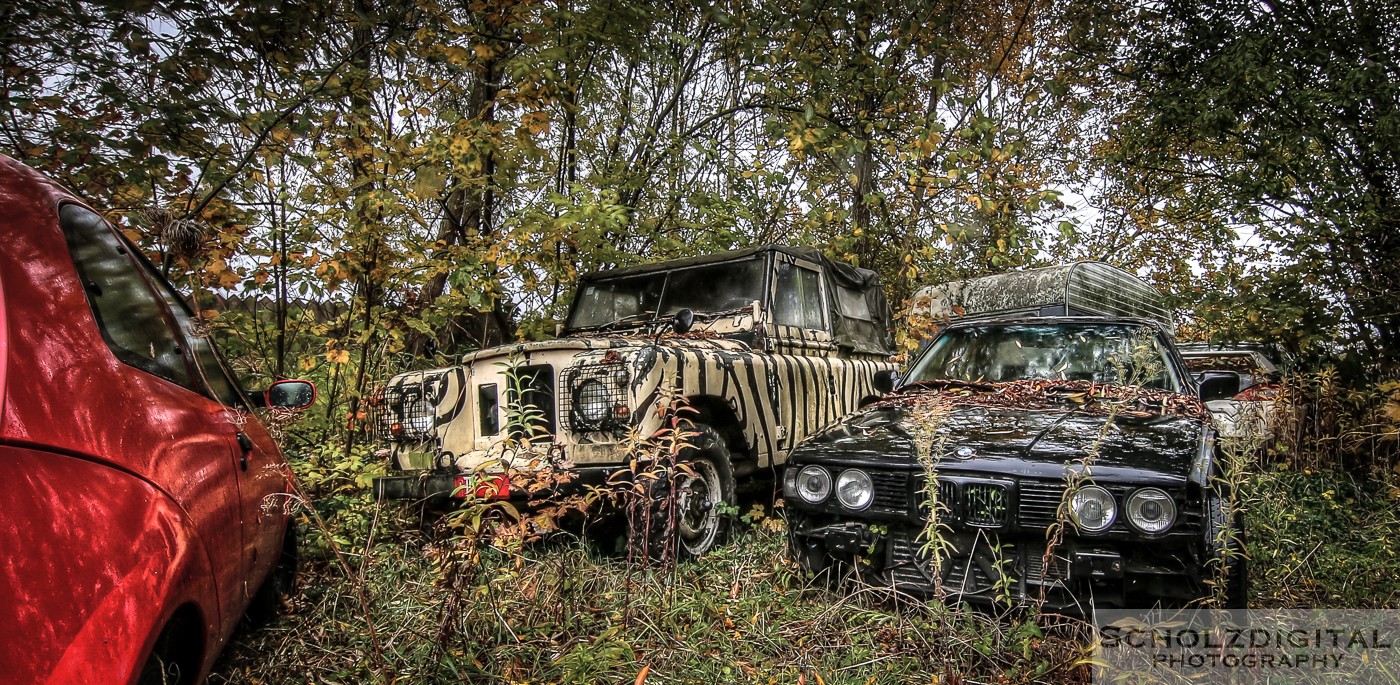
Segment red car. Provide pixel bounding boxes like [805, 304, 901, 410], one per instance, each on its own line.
[0, 155, 314, 684]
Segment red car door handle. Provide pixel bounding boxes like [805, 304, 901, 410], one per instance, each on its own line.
[236, 431, 253, 470]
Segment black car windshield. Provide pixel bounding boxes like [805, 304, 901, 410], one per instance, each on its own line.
[568, 258, 765, 330]
[905, 323, 1183, 393]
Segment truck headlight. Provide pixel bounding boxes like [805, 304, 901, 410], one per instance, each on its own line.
[574, 379, 611, 424]
[793, 465, 832, 504]
[1069, 485, 1116, 533]
[1126, 488, 1176, 534]
[835, 469, 874, 510]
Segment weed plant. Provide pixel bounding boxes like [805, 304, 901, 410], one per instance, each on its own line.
[211, 365, 1400, 683]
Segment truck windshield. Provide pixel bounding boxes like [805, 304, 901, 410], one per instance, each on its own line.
[906, 323, 1183, 393]
[568, 258, 765, 330]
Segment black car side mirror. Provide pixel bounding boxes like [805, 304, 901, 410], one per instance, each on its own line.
[1197, 371, 1242, 402]
[265, 379, 317, 410]
[873, 369, 899, 395]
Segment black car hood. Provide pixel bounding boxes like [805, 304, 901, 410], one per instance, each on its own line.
[792, 380, 1210, 485]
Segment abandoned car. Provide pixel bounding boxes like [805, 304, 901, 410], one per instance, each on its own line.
[1179, 342, 1285, 445]
[373, 245, 896, 556]
[0, 155, 316, 684]
[785, 262, 1247, 610]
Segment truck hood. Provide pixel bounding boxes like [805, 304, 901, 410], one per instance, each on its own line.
[791, 379, 1210, 484]
[459, 334, 754, 365]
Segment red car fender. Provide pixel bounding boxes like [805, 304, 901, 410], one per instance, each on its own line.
[0, 249, 8, 424]
[0, 445, 220, 685]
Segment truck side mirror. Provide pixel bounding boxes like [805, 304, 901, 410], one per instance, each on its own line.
[672, 308, 695, 334]
[1197, 371, 1241, 402]
[873, 369, 898, 395]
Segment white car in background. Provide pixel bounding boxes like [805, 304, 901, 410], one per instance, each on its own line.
[1179, 343, 1285, 446]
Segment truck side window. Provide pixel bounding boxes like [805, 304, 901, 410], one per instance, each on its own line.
[773, 262, 824, 329]
[59, 204, 195, 388]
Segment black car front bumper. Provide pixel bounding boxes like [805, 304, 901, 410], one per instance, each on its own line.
[789, 514, 1206, 611]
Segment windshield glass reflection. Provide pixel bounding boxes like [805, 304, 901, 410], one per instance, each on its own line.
[568, 258, 764, 330]
[906, 323, 1182, 392]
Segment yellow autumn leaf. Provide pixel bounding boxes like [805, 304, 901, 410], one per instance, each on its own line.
[441, 45, 470, 65]
[327, 349, 350, 364]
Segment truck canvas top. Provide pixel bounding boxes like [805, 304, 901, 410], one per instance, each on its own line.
[567, 245, 893, 356]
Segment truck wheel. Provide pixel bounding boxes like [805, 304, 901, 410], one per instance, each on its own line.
[1205, 492, 1248, 609]
[676, 426, 737, 557]
[628, 423, 736, 560]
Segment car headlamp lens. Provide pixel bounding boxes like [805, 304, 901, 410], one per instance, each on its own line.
[795, 465, 832, 504]
[574, 379, 610, 423]
[1126, 487, 1177, 534]
[835, 469, 874, 511]
[1069, 485, 1116, 533]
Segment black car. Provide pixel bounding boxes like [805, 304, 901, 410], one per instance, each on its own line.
[783, 315, 1247, 611]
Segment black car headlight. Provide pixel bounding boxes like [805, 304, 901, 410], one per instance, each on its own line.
[573, 379, 611, 424]
[789, 465, 832, 504]
[835, 469, 874, 511]
[1069, 485, 1116, 533]
[1126, 487, 1177, 534]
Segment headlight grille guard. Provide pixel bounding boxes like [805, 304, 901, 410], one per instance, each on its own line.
[372, 375, 444, 443]
[558, 362, 630, 433]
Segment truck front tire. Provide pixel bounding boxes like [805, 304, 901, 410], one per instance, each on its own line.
[628, 423, 737, 560]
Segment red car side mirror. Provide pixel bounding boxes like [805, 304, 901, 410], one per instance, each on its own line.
[265, 379, 316, 410]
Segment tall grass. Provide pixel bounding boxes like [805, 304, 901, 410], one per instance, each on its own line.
[211, 371, 1400, 682]
[212, 500, 1088, 684]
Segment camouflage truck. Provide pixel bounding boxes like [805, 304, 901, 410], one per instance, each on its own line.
[373, 245, 896, 556]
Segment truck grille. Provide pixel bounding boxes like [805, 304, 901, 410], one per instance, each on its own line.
[506, 365, 556, 439]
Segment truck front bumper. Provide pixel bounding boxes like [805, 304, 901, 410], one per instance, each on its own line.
[373, 466, 621, 508]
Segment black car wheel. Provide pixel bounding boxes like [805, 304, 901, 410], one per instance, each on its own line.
[1205, 491, 1248, 608]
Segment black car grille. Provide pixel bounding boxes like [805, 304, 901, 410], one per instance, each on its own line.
[960, 481, 1011, 527]
[916, 477, 1012, 528]
[1023, 546, 1070, 584]
[867, 470, 911, 515]
[1018, 480, 1065, 530]
[828, 468, 1195, 535]
[887, 530, 934, 588]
